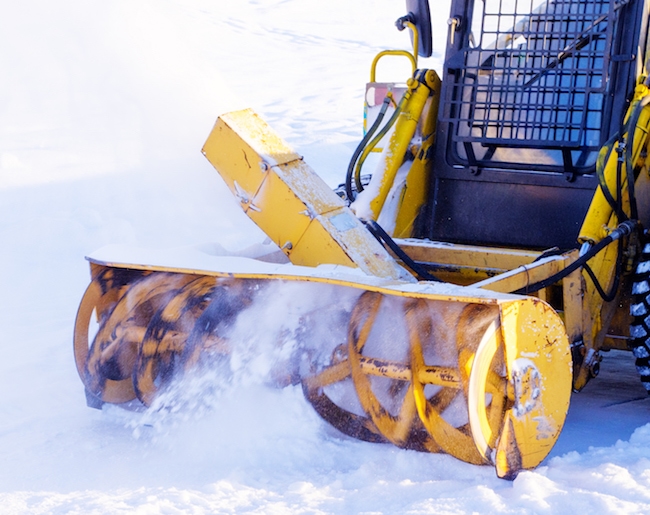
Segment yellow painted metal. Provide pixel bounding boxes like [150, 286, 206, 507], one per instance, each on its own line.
[347, 292, 419, 446]
[363, 71, 440, 222]
[75, 272, 195, 403]
[560, 251, 586, 346]
[134, 276, 216, 406]
[573, 212, 626, 390]
[243, 162, 313, 251]
[201, 109, 300, 200]
[469, 298, 572, 478]
[472, 255, 566, 293]
[408, 298, 489, 465]
[394, 239, 541, 283]
[80, 254, 573, 478]
[78, 57, 581, 478]
[570, 86, 650, 387]
[392, 72, 442, 238]
[467, 319, 503, 462]
[83, 254, 503, 304]
[202, 109, 409, 281]
[635, 156, 650, 227]
[289, 206, 395, 271]
[548, 84, 650, 388]
[398, 227, 633, 390]
[370, 50, 417, 82]
[579, 83, 650, 244]
[369, 20, 419, 82]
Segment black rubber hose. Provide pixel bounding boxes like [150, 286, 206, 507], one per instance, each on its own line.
[623, 94, 650, 221]
[583, 260, 621, 302]
[363, 220, 443, 282]
[598, 93, 650, 224]
[514, 220, 636, 295]
[354, 96, 408, 194]
[345, 96, 392, 201]
[595, 135, 625, 220]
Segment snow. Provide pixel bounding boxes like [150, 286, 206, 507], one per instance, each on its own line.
[2, 0, 650, 513]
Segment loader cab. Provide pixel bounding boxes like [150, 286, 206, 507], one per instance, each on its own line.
[420, 0, 650, 249]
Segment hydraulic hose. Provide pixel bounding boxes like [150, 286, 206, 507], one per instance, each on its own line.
[345, 96, 392, 201]
[595, 92, 650, 224]
[345, 92, 408, 201]
[515, 220, 637, 295]
[365, 217, 635, 294]
[363, 219, 443, 282]
[623, 93, 650, 220]
[353, 95, 407, 194]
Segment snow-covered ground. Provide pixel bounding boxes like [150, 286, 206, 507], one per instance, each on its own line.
[2, 0, 650, 513]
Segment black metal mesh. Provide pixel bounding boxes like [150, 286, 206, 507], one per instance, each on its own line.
[447, 0, 616, 165]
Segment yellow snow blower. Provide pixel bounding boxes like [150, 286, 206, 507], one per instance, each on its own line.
[74, 0, 650, 479]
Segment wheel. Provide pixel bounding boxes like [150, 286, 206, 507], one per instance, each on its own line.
[629, 238, 650, 392]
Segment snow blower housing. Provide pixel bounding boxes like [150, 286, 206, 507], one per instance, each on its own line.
[75, 0, 650, 479]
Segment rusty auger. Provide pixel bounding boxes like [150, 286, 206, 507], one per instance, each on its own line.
[75, 272, 194, 405]
[133, 275, 217, 406]
[300, 289, 572, 479]
[74, 267, 262, 408]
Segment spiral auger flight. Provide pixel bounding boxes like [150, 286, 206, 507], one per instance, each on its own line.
[74, 269, 262, 408]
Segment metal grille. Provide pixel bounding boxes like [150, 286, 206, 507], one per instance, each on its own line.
[448, 0, 616, 161]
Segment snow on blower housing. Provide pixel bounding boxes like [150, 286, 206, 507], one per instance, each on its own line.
[74, 0, 650, 479]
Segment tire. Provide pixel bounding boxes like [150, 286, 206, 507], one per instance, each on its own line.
[629, 237, 650, 393]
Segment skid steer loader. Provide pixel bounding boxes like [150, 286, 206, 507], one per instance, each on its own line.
[74, 0, 650, 479]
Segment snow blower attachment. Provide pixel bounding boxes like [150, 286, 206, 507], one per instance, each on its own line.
[75, 0, 650, 479]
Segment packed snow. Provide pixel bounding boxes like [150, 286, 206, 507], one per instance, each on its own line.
[2, 0, 650, 513]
